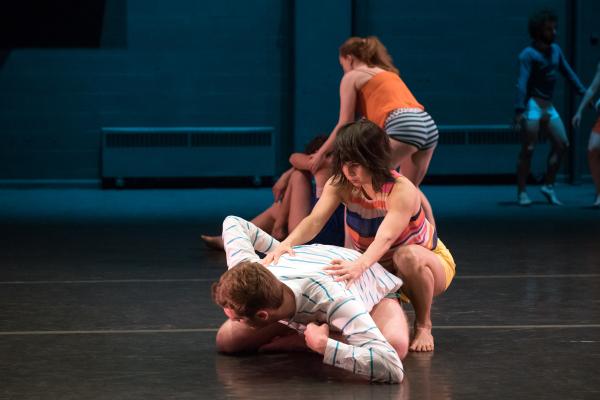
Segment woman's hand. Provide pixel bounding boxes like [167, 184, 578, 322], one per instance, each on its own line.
[261, 243, 295, 266]
[272, 177, 287, 202]
[309, 151, 325, 175]
[323, 259, 366, 287]
[304, 322, 329, 354]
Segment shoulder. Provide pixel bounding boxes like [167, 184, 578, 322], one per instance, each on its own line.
[518, 46, 535, 61]
[388, 177, 419, 208]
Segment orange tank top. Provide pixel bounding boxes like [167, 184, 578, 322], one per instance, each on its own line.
[358, 71, 424, 128]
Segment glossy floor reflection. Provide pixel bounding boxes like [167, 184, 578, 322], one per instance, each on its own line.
[1, 184, 599, 399]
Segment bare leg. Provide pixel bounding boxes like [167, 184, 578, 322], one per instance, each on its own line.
[589, 149, 600, 194]
[285, 169, 312, 232]
[589, 133, 600, 205]
[389, 140, 418, 171]
[392, 245, 447, 352]
[370, 298, 410, 360]
[543, 116, 569, 185]
[517, 119, 539, 193]
[401, 146, 436, 187]
[201, 204, 278, 250]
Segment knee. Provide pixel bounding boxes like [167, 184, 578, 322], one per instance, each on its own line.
[520, 145, 535, 159]
[289, 169, 310, 184]
[554, 142, 568, 154]
[389, 333, 409, 360]
[393, 247, 424, 274]
[215, 326, 243, 354]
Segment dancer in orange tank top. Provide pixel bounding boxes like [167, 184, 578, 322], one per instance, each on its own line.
[309, 36, 438, 187]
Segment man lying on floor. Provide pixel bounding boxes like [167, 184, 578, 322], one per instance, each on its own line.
[211, 215, 408, 383]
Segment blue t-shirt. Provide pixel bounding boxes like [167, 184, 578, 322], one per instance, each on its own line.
[515, 43, 586, 112]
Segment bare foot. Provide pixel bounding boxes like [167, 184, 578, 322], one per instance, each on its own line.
[409, 325, 434, 352]
[200, 235, 224, 250]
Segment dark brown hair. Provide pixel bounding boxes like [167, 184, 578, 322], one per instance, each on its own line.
[304, 134, 328, 155]
[528, 8, 557, 40]
[339, 36, 399, 75]
[211, 261, 284, 317]
[331, 119, 393, 192]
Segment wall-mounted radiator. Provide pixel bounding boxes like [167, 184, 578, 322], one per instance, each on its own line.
[428, 125, 550, 175]
[101, 127, 275, 181]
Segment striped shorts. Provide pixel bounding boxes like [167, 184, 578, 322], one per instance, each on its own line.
[384, 108, 439, 150]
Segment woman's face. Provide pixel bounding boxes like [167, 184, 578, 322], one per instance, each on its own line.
[342, 162, 371, 187]
[339, 54, 353, 73]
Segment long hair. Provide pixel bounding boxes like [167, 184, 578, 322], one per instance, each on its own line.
[331, 119, 393, 192]
[339, 36, 399, 75]
[211, 261, 284, 317]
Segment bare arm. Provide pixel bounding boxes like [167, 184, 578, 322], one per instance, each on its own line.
[261, 178, 344, 264]
[309, 72, 359, 173]
[272, 167, 295, 202]
[573, 62, 600, 127]
[353, 181, 418, 271]
[289, 152, 311, 171]
[325, 180, 419, 283]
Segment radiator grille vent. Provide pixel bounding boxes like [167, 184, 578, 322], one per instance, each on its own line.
[106, 133, 188, 148]
[438, 126, 519, 145]
[190, 132, 271, 147]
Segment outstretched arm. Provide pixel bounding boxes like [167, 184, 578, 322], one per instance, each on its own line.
[558, 47, 586, 96]
[573, 62, 600, 127]
[221, 216, 281, 268]
[309, 72, 358, 174]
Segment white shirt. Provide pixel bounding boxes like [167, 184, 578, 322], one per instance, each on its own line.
[222, 215, 404, 383]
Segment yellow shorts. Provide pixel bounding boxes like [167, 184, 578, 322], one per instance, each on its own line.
[396, 239, 456, 303]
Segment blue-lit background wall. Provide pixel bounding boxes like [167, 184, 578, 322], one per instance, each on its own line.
[0, 0, 598, 182]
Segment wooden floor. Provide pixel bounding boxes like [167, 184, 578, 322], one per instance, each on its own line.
[1, 184, 599, 399]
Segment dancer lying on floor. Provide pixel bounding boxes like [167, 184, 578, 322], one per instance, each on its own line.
[212, 215, 408, 383]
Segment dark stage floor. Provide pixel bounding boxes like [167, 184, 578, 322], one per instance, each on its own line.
[1, 184, 599, 399]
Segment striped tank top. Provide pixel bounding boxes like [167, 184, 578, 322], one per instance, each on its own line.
[344, 171, 438, 268]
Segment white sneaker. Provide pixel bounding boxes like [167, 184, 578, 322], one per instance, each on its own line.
[593, 194, 600, 208]
[540, 185, 563, 206]
[518, 192, 532, 206]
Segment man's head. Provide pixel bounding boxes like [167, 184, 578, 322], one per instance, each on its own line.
[528, 8, 557, 44]
[212, 261, 285, 328]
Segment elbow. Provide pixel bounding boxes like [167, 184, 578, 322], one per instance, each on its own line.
[392, 366, 405, 383]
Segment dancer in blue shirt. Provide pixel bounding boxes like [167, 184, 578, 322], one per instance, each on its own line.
[514, 8, 586, 206]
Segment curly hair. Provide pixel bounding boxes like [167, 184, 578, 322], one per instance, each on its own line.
[211, 261, 284, 317]
[528, 8, 557, 40]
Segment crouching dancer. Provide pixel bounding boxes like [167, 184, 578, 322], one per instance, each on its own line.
[212, 215, 408, 383]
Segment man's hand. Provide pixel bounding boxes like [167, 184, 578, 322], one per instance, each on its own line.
[304, 323, 329, 354]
